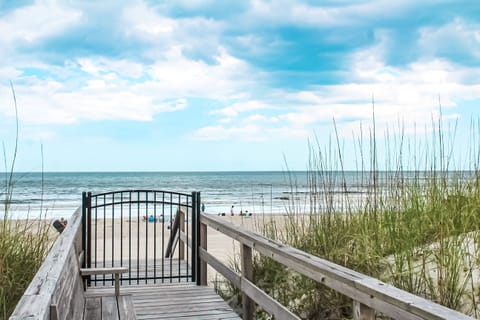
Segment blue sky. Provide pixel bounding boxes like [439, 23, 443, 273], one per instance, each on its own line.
[0, 0, 479, 172]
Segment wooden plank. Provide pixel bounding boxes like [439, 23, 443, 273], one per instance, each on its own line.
[122, 283, 240, 320]
[102, 296, 120, 320]
[353, 301, 375, 320]
[200, 213, 474, 320]
[10, 207, 83, 320]
[80, 267, 129, 276]
[241, 244, 254, 320]
[199, 248, 298, 320]
[179, 211, 185, 260]
[51, 247, 84, 320]
[117, 295, 137, 320]
[84, 297, 101, 320]
[199, 222, 208, 286]
[199, 248, 241, 288]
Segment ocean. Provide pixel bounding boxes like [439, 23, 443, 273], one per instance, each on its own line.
[1, 171, 470, 219]
[2, 171, 309, 219]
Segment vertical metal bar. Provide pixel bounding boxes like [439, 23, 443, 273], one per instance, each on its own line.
[82, 192, 87, 268]
[112, 193, 115, 270]
[196, 192, 201, 285]
[120, 192, 123, 270]
[137, 191, 140, 284]
[103, 193, 106, 286]
[169, 192, 173, 283]
[154, 191, 157, 284]
[94, 195, 98, 286]
[145, 191, 148, 284]
[128, 191, 132, 285]
[161, 192, 165, 283]
[177, 193, 181, 282]
[186, 195, 190, 280]
[87, 192, 92, 286]
[191, 192, 197, 283]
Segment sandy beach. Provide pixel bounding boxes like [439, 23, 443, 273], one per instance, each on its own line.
[71, 213, 282, 283]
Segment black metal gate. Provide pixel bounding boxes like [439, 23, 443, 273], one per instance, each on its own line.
[82, 190, 200, 286]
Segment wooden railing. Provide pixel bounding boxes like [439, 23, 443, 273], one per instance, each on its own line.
[197, 213, 474, 320]
[10, 207, 84, 319]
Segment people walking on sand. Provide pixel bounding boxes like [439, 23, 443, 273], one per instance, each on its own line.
[230, 205, 234, 216]
[201, 203, 205, 213]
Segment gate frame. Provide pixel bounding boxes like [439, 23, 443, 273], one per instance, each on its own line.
[81, 190, 200, 285]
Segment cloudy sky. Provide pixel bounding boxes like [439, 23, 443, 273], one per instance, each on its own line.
[1, 0, 479, 172]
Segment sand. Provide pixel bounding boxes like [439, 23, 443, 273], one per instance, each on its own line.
[82, 214, 282, 283]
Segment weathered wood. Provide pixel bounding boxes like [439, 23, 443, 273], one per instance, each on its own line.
[200, 222, 208, 286]
[81, 267, 128, 297]
[10, 207, 83, 320]
[127, 283, 240, 320]
[200, 248, 300, 320]
[200, 213, 474, 320]
[179, 210, 185, 260]
[10, 206, 137, 320]
[51, 246, 85, 320]
[353, 301, 375, 320]
[80, 267, 129, 276]
[102, 296, 119, 320]
[165, 209, 182, 257]
[83, 297, 101, 320]
[117, 295, 137, 320]
[241, 244, 254, 320]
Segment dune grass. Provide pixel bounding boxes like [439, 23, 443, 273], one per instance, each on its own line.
[0, 85, 52, 319]
[216, 115, 480, 319]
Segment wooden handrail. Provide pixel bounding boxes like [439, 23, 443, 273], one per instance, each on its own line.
[199, 213, 474, 320]
[10, 207, 84, 320]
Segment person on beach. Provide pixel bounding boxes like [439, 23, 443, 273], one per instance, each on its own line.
[230, 205, 234, 216]
[201, 203, 205, 212]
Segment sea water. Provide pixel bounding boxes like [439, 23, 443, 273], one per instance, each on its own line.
[0, 171, 469, 219]
[2, 171, 308, 219]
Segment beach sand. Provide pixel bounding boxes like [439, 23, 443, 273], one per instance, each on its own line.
[79, 213, 283, 284]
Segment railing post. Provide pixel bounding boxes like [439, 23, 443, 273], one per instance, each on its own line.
[195, 192, 202, 285]
[82, 192, 87, 268]
[199, 220, 207, 285]
[191, 192, 202, 284]
[179, 210, 185, 260]
[353, 301, 375, 320]
[241, 244, 255, 320]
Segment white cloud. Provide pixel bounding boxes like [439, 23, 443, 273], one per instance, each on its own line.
[276, 34, 480, 137]
[193, 125, 266, 141]
[211, 100, 270, 117]
[144, 46, 255, 99]
[78, 58, 144, 79]
[248, 0, 412, 27]
[418, 18, 480, 59]
[0, 2, 81, 47]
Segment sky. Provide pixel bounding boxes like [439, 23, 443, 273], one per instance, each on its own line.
[0, 0, 479, 172]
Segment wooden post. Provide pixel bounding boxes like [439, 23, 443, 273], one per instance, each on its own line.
[241, 244, 254, 320]
[200, 222, 208, 285]
[353, 300, 375, 320]
[179, 210, 185, 260]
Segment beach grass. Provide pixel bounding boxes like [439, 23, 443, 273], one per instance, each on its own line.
[216, 115, 480, 319]
[0, 85, 52, 319]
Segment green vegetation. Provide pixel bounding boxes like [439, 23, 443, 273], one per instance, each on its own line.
[217, 115, 480, 319]
[0, 85, 52, 319]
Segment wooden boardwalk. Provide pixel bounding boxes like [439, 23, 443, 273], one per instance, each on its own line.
[86, 283, 241, 320]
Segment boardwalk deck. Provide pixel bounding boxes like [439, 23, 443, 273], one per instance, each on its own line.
[86, 283, 241, 320]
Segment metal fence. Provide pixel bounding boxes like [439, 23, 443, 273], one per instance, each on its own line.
[82, 190, 200, 286]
